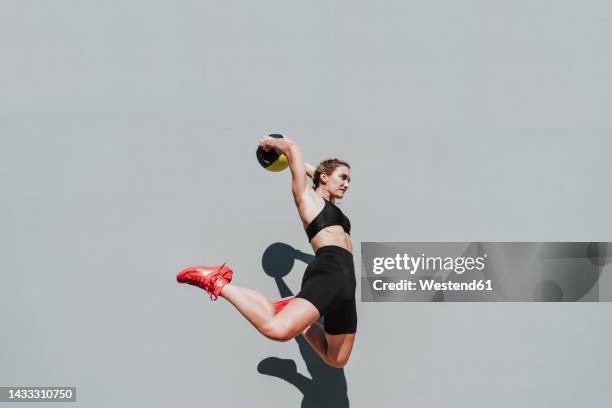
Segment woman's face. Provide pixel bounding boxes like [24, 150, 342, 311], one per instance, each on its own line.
[322, 165, 351, 199]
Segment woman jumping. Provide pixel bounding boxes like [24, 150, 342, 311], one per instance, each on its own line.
[177, 136, 356, 368]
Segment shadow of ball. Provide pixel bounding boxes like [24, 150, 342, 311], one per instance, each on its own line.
[534, 280, 564, 301]
[262, 242, 297, 278]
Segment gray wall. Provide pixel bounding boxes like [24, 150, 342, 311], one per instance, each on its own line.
[1, 1, 611, 406]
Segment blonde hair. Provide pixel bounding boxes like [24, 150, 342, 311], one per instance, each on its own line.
[313, 158, 350, 188]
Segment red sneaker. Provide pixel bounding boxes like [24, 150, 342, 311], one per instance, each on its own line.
[176, 262, 233, 301]
[272, 296, 295, 315]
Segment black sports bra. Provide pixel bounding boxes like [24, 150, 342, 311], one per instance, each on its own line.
[305, 199, 351, 242]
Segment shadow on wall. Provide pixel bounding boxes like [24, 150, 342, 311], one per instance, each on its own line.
[257, 242, 350, 408]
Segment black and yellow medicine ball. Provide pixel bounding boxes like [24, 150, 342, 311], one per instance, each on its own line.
[256, 134, 289, 172]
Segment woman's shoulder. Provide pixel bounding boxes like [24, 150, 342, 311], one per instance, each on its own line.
[303, 188, 324, 203]
[298, 189, 326, 216]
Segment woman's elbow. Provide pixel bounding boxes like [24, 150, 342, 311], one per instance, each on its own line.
[284, 139, 299, 154]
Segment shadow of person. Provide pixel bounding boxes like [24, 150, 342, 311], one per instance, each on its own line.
[258, 242, 350, 407]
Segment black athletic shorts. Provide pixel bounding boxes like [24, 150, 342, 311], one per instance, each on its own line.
[295, 245, 357, 335]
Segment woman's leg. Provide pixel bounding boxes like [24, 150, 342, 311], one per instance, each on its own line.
[219, 284, 355, 367]
[219, 284, 275, 326]
[302, 322, 356, 368]
[220, 284, 320, 342]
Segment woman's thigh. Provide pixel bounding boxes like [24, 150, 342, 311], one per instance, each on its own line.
[273, 298, 320, 337]
[325, 332, 356, 365]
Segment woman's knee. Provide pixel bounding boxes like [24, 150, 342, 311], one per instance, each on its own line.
[327, 355, 349, 368]
[260, 321, 296, 342]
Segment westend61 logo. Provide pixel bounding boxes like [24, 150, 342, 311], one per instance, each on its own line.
[361, 242, 612, 302]
[372, 253, 487, 275]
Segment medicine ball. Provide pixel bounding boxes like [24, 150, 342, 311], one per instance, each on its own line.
[256, 134, 289, 172]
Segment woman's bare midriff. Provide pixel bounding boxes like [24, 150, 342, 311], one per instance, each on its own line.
[310, 226, 352, 253]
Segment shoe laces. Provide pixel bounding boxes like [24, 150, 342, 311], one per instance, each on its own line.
[206, 261, 228, 301]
